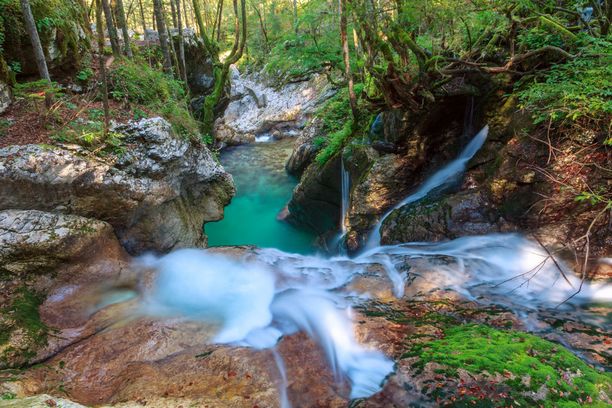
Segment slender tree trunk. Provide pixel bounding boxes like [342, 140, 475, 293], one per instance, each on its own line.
[101, 0, 121, 55]
[200, 0, 246, 136]
[182, 0, 189, 30]
[138, 0, 147, 34]
[20, 0, 50, 81]
[293, 0, 298, 34]
[251, 1, 268, 50]
[153, 0, 173, 73]
[116, 0, 133, 57]
[95, 0, 110, 137]
[175, 0, 188, 85]
[193, 0, 216, 55]
[340, 0, 357, 119]
[215, 0, 224, 42]
[169, 0, 178, 27]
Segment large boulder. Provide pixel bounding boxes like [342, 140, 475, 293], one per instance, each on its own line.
[0, 117, 235, 254]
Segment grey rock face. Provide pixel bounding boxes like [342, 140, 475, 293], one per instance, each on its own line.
[285, 118, 323, 177]
[0, 118, 235, 254]
[0, 209, 128, 368]
[0, 80, 11, 114]
[379, 190, 506, 244]
[0, 209, 113, 276]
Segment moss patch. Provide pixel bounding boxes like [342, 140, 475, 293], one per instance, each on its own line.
[409, 324, 611, 407]
[0, 288, 48, 368]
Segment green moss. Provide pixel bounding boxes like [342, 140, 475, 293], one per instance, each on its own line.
[0, 288, 48, 367]
[315, 119, 353, 166]
[413, 324, 611, 407]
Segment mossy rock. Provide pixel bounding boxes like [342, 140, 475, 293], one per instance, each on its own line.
[408, 324, 611, 407]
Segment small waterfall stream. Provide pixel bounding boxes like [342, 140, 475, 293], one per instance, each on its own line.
[365, 125, 489, 249]
[340, 157, 350, 235]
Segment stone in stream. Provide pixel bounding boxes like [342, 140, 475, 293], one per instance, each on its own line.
[0, 117, 235, 254]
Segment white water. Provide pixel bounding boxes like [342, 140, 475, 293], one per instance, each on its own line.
[138, 232, 611, 405]
[365, 125, 489, 249]
[131, 121, 612, 407]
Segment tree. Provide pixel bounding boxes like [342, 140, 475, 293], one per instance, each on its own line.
[197, 0, 247, 136]
[101, 0, 121, 56]
[116, 0, 133, 57]
[95, 0, 110, 138]
[175, 0, 188, 85]
[153, 0, 173, 74]
[339, 0, 357, 119]
[19, 0, 50, 81]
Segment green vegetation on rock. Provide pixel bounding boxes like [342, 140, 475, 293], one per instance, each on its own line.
[409, 324, 611, 407]
[108, 58, 199, 139]
[0, 288, 48, 367]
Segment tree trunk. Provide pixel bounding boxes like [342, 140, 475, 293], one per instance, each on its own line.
[138, 0, 147, 35]
[175, 0, 188, 85]
[193, 0, 216, 56]
[95, 0, 110, 138]
[182, 0, 189, 31]
[169, 0, 178, 28]
[293, 0, 298, 34]
[200, 0, 246, 136]
[153, 0, 173, 73]
[20, 0, 50, 81]
[340, 0, 357, 119]
[116, 0, 133, 57]
[215, 0, 224, 42]
[101, 0, 121, 56]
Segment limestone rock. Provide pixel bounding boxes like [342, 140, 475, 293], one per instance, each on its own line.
[380, 190, 508, 244]
[0, 210, 113, 276]
[0, 117, 235, 254]
[0, 209, 131, 368]
[0, 80, 11, 114]
[285, 118, 323, 176]
[215, 69, 332, 144]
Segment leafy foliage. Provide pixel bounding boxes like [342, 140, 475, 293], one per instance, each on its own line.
[517, 37, 612, 131]
[107, 58, 199, 139]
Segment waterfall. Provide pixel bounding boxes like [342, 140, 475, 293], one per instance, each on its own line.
[340, 157, 350, 235]
[365, 125, 489, 249]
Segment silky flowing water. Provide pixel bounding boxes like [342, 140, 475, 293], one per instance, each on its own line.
[205, 138, 317, 254]
[139, 125, 611, 407]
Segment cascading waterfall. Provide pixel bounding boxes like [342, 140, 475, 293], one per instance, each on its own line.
[340, 157, 350, 235]
[364, 125, 489, 249]
[136, 233, 611, 406]
[126, 120, 610, 407]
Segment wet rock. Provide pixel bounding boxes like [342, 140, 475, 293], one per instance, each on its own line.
[0, 117, 235, 254]
[0, 394, 86, 407]
[287, 154, 342, 235]
[0, 209, 131, 368]
[0, 80, 11, 114]
[213, 121, 256, 146]
[380, 190, 509, 244]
